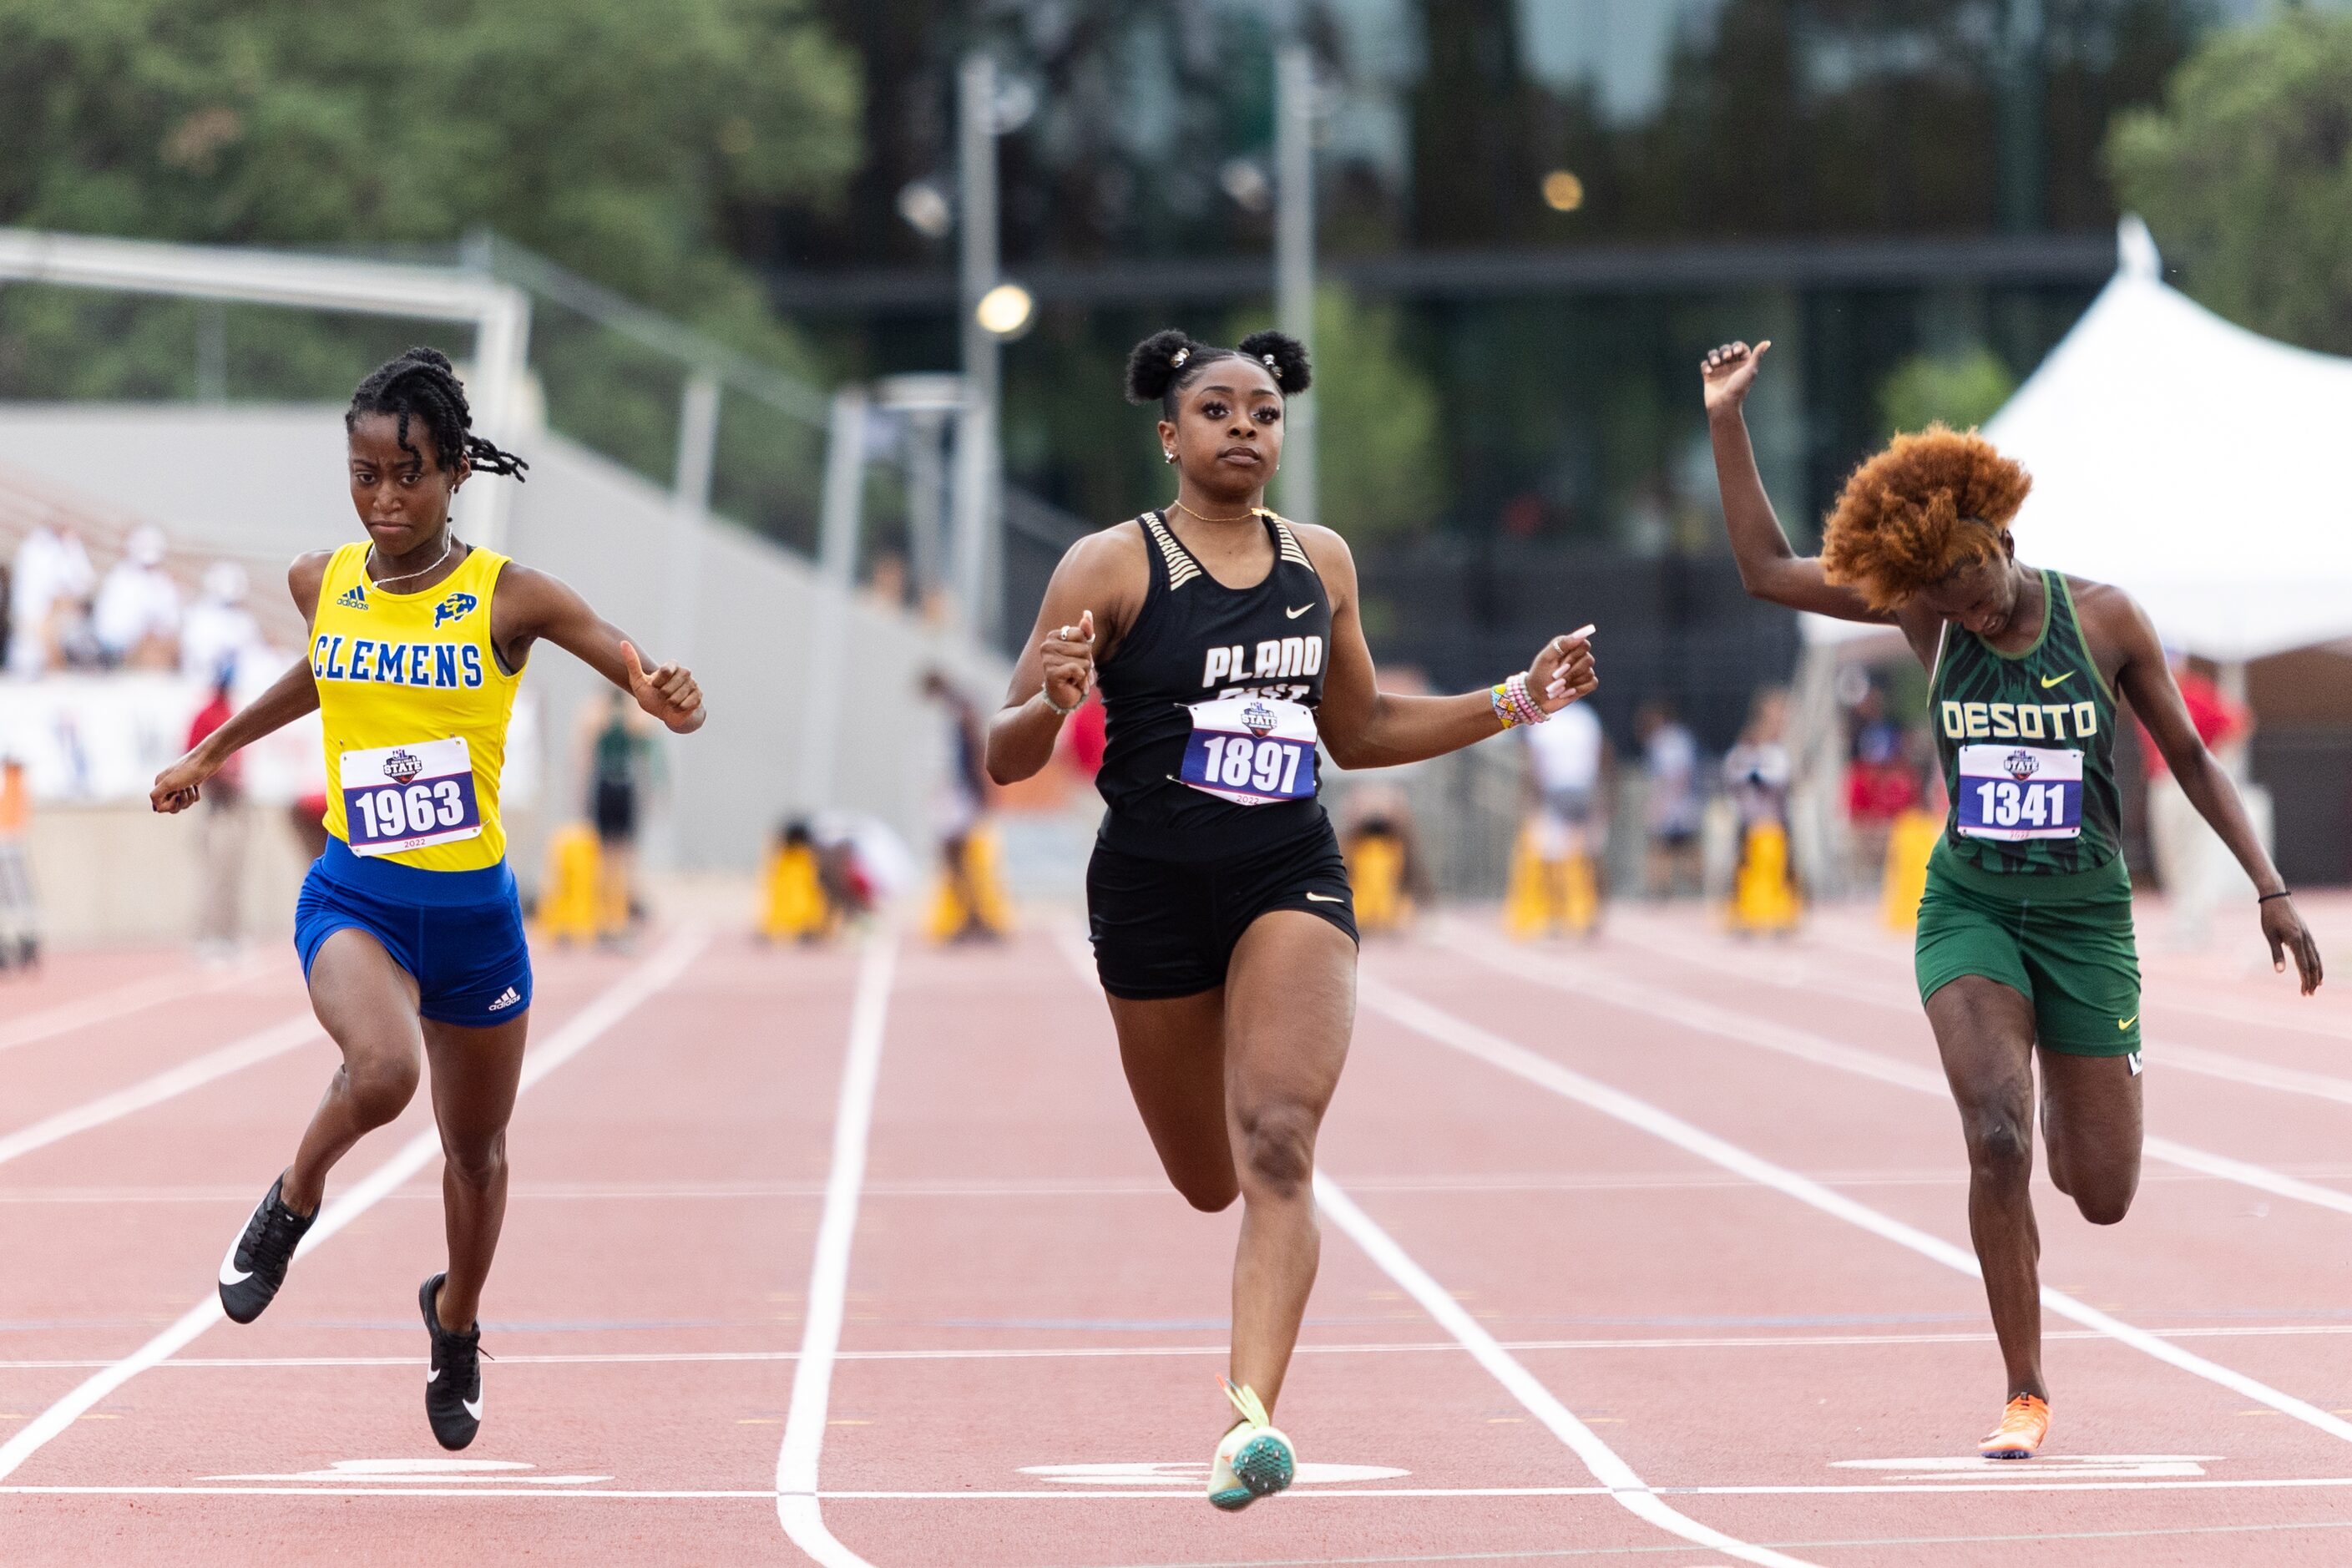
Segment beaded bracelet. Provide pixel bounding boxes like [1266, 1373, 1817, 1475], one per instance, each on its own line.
[1490, 670, 1547, 730]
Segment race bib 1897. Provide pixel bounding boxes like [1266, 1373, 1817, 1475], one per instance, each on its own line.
[1955, 743, 2082, 842]
[341, 736, 483, 857]
[1178, 695, 1319, 807]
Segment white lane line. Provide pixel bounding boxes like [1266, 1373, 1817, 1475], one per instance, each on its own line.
[774, 931, 898, 1568]
[0, 928, 709, 1485]
[2, 1161, 2339, 1204]
[0, 1317, 2339, 1371]
[14, 1474, 2352, 1501]
[1041, 930, 1806, 1562]
[1623, 916, 2352, 1110]
[1794, 916, 2352, 1045]
[0, 957, 276, 1055]
[1362, 975, 2352, 1449]
[1441, 928, 2352, 1222]
[1314, 1175, 1816, 1568]
[0, 1015, 323, 1171]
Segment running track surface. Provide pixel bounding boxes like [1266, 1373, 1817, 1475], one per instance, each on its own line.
[3, 898, 2349, 1566]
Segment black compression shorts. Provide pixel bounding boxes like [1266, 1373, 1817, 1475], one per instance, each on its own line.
[1085, 816, 1358, 1001]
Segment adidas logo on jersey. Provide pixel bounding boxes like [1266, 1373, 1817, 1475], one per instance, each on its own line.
[336, 584, 369, 610]
[486, 986, 521, 1012]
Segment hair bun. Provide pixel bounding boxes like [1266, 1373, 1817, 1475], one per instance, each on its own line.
[397, 346, 458, 374]
[1124, 330, 1197, 405]
[1236, 331, 1312, 395]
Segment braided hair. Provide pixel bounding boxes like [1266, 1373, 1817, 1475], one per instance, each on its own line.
[1124, 329, 1312, 419]
[346, 346, 529, 483]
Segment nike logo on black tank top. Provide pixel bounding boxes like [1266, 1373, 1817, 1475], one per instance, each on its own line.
[1093, 511, 1335, 862]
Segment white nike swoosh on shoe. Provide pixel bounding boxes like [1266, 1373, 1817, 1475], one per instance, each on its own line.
[463, 1395, 483, 1420]
[426, 1366, 441, 1383]
[1286, 604, 1313, 619]
[218, 1245, 252, 1288]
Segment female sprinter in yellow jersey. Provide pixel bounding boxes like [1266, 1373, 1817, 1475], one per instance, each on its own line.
[151, 347, 705, 1449]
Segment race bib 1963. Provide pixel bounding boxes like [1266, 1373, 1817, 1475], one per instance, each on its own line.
[341, 736, 483, 857]
[1178, 695, 1319, 807]
[1955, 743, 2082, 842]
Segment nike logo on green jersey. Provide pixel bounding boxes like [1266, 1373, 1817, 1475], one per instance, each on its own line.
[2040, 672, 2075, 689]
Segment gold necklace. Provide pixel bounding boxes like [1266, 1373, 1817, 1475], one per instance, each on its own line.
[1170, 498, 1263, 525]
[367, 530, 458, 590]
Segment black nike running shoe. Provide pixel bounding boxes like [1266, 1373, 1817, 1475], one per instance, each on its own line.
[217, 1175, 315, 1324]
[420, 1272, 484, 1450]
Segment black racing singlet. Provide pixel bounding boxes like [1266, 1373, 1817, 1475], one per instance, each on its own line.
[1095, 510, 1334, 862]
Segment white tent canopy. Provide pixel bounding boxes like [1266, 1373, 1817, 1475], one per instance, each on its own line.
[1807, 217, 2352, 663]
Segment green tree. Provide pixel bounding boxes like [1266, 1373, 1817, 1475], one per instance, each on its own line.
[1877, 344, 2018, 436]
[0, 0, 859, 394]
[2107, 8, 2352, 354]
[1294, 286, 1447, 541]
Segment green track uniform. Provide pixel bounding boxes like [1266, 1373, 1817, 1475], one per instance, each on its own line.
[1914, 570, 2142, 1060]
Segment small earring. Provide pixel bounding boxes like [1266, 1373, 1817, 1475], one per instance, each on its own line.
[1164, 450, 1176, 463]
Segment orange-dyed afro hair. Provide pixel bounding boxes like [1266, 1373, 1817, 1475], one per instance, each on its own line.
[1820, 425, 2032, 611]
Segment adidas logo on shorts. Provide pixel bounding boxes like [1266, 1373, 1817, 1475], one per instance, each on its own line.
[487, 986, 521, 1012]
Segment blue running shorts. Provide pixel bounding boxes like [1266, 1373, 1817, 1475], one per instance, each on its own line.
[295, 837, 533, 1026]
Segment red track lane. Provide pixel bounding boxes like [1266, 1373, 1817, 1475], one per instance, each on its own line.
[5, 898, 2352, 1564]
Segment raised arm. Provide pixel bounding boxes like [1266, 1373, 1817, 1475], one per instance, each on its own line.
[1702, 341, 1894, 626]
[2099, 586, 2320, 994]
[491, 563, 704, 734]
[986, 529, 1142, 785]
[1308, 526, 1596, 770]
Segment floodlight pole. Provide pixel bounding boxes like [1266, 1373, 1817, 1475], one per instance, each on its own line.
[954, 51, 1004, 648]
[1274, 42, 1318, 526]
[796, 386, 871, 812]
[650, 371, 721, 867]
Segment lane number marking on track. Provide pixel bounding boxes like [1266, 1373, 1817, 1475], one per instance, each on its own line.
[201, 1458, 612, 1485]
[1831, 1454, 2220, 1482]
[1020, 1461, 1409, 1486]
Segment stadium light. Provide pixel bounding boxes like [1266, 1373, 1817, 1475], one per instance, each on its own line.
[974, 282, 1034, 338]
[1542, 170, 1586, 212]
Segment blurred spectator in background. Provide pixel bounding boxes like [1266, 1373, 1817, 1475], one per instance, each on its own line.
[94, 526, 183, 669]
[862, 549, 909, 611]
[181, 561, 262, 684]
[43, 586, 109, 672]
[1342, 781, 1429, 933]
[2141, 650, 2253, 946]
[1844, 681, 1921, 886]
[185, 670, 248, 961]
[1724, 687, 1794, 834]
[580, 688, 656, 943]
[8, 520, 94, 676]
[1525, 697, 1611, 911]
[1636, 700, 1702, 898]
[1724, 686, 1802, 933]
[920, 668, 1004, 941]
[0, 751, 34, 969]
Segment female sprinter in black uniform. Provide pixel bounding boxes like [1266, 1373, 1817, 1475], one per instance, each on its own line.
[1702, 338, 2321, 1458]
[987, 330, 1598, 1510]
[152, 348, 705, 1449]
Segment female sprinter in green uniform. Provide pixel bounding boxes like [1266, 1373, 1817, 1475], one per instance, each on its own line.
[1702, 338, 2322, 1459]
[989, 330, 1598, 1509]
[153, 347, 705, 1449]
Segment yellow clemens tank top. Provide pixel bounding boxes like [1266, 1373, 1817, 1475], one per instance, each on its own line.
[309, 542, 521, 872]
